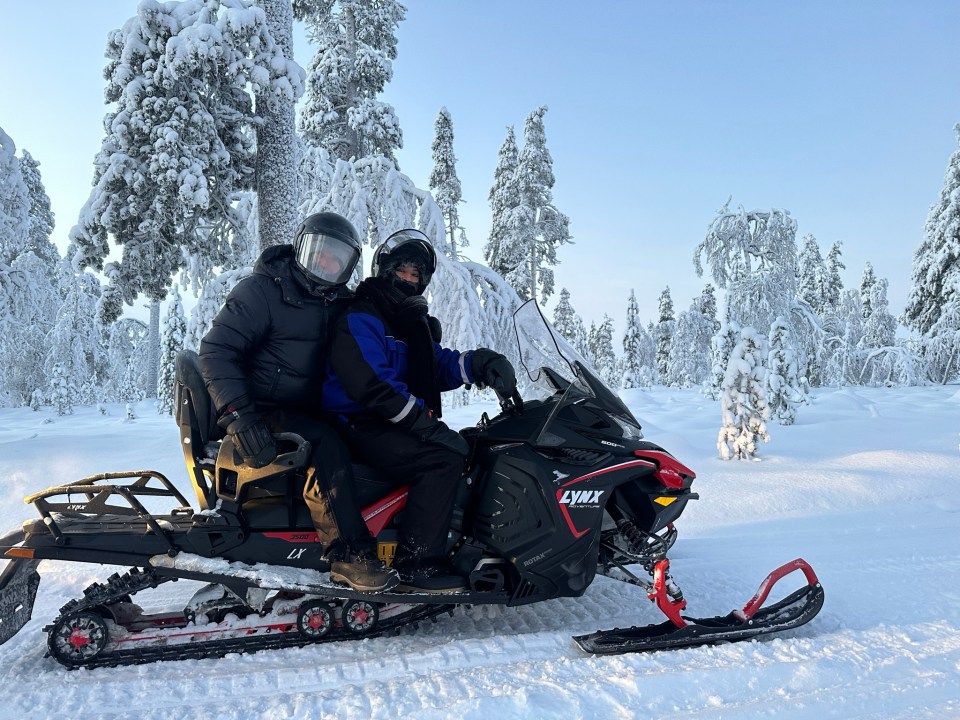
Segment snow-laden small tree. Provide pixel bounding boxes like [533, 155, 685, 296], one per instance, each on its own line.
[860, 275, 897, 349]
[157, 287, 187, 414]
[859, 262, 877, 321]
[294, 0, 405, 162]
[666, 300, 714, 388]
[429, 107, 467, 258]
[592, 315, 618, 388]
[824, 241, 845, 311]
[621, 290, 655, 388]
[717, 327, 770, 460]
[44, 267, 103, 415]
[707, 308, 741, 399]
[822, 289, 863, 386]
[655, 287, 674, 382]
[485, 126, 521, 281]
[552, 287, 590, 360]
[797, 234, 827, 315]
[766, 317, 805, 425]
[504, 106, 571, 303]
[101, 318, 149, 403]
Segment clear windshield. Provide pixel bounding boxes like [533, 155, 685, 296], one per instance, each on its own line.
[511, 300, 643, 444]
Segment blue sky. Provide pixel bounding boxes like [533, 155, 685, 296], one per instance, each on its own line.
[2, 1, 959, 330]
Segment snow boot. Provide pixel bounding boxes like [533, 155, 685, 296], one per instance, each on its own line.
[328, 546, 399, 593]
[392, 555, 466, 593]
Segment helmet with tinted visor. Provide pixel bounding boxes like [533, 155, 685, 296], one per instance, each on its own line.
[293, 212, 361, 287]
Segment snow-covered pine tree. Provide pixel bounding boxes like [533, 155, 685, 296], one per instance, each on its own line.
[717, 327, 770, 460]
[861, 275, 896, 349]
[824, 241, 845, 311]
[902, 125, 960, 383]
[485, 126, 522, 281]
[666, 297, 714, 388]
[44, 266, 103, 415]
[71, 0, 300, 323]
[505, 106, 571, 303]
[295, 0, 405, 162]
[699, 284, 719, 333]
[859, 262, 877, 321]
[102, 318, 149, 403]
[921, 284, 960, 383]
[551, 288, 591, 363]
[707, 308, 740, 400]
[797, 234, 827, 315]
[19, 150, 59, 266]
[0, 126, 30, 264]
[157, 287, 187, 414]
[0, 130, 62, 407]
[823, 289, 863, 386]
[429, 107, 467, 258]
[655, 287, 674, 382]
[622, 290, 655, 388]
[593, 314, 618, 388]
[766, 316, 804, 424]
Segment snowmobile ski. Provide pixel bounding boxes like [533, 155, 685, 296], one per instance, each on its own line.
[574, 558, 824, 654]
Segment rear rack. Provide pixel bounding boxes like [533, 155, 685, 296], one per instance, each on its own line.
[23, 471, 193, 557]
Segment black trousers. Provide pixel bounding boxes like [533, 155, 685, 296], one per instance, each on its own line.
[261, 408, 374, 554]
[340, 418, 464, 560]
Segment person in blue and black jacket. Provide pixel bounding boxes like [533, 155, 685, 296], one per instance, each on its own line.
[323, 229, 516, 592]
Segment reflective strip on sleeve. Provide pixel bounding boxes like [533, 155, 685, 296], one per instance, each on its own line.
[388, 395, 418, 424]
[459, 353, 471, 384]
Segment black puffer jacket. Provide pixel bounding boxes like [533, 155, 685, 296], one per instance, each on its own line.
[199, 244, 352, 416]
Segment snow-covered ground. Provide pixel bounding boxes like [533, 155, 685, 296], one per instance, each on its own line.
[0, 385, 958, 719]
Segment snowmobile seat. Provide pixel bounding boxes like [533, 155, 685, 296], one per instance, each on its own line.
[174, 350, 224, 511]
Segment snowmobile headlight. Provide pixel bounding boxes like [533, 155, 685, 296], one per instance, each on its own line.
[613, 415, 643, 440]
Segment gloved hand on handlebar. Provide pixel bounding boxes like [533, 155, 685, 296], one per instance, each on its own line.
[217, 402, 278, 468]
[469, 348, 517, 398]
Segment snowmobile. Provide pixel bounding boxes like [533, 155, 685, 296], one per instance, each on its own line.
[0, 301, 824, 668]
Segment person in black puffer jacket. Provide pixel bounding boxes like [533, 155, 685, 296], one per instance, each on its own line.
[323, 229, 517, 593]
[199, 212, 398, 592]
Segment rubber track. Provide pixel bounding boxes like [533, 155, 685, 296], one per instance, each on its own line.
[45, 568, 455, 669]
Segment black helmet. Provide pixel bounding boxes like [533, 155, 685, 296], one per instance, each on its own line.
[371, 229, 437, 294]
[292, 212, 362, 287]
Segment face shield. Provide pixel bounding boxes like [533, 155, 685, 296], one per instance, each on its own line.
[294, 232, 360, 286]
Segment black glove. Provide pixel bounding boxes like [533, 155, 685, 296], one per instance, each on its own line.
[218, 405, 278, 468]
[426, 315, 442, 343]
[398, 294, 429, 319]
[470, 348, 517, 397]
[403, 407, 469, 458]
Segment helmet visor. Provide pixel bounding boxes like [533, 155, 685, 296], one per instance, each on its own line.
[295, 233, 359, 285]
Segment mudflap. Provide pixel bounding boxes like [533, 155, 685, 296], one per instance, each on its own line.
[0, 553, 41, 647]
[574, 558, 825, 655]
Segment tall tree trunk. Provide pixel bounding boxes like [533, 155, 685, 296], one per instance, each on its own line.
[148, 299, 160, 398]
[256, 0, 299, 250]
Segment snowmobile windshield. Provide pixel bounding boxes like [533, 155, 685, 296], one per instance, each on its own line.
[511, 300, 643, 444]
[514, 300, 587, 391]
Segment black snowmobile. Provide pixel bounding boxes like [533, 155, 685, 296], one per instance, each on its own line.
[0, 301, 824, 668]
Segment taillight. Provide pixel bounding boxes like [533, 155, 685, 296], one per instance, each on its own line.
[633, 450, 695, 490]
